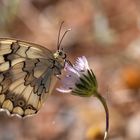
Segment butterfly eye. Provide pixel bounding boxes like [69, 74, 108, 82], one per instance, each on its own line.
[58, 51, 66, 59]
[59, 51, 63, 56]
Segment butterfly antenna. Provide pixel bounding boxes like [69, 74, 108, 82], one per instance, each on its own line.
[57, 21, 65, 50]
[58, 28, 71, 50]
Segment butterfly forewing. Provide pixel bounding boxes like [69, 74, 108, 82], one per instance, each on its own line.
[0, 38, 61, 117]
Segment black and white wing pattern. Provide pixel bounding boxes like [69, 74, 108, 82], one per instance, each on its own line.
[0, 38, 59, 117]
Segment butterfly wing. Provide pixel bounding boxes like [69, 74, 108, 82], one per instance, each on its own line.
[0, 38, 58, 117]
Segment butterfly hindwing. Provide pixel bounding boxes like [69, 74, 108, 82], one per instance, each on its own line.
[0, 38, 59, 117]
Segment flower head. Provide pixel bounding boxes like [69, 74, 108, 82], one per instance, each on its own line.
[57, 56, 109, 140]
[57, 56, 98, 97]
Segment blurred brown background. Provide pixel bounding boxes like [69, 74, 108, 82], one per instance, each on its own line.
[0, 0, 140, 140]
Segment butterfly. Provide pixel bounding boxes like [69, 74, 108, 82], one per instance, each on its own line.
[0, 22, 71, 118]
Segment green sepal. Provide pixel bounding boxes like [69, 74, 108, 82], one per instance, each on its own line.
[72, 69, 98, 97]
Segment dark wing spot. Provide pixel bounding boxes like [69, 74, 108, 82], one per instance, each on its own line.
[26, 104, 36, 110]
[17, 99, 25, 107]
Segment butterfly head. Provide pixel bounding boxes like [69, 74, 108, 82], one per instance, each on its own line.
[53, 49, 66, 60]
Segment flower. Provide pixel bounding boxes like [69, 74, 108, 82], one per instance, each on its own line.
[57, 56, 98, 97]
[57, 56, 109, 140]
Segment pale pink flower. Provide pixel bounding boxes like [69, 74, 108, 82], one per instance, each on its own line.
[57, 56, 98, 96]
[57, 56, 109, 140]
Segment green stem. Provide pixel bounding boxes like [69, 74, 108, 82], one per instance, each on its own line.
[95, 92, 109, 140]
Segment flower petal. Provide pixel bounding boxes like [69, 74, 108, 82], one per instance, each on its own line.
[65, 63, 80, 77]
[57, 74, 79, 93]
[74, 56, 89, 72]
[56, 88, 71, 93]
